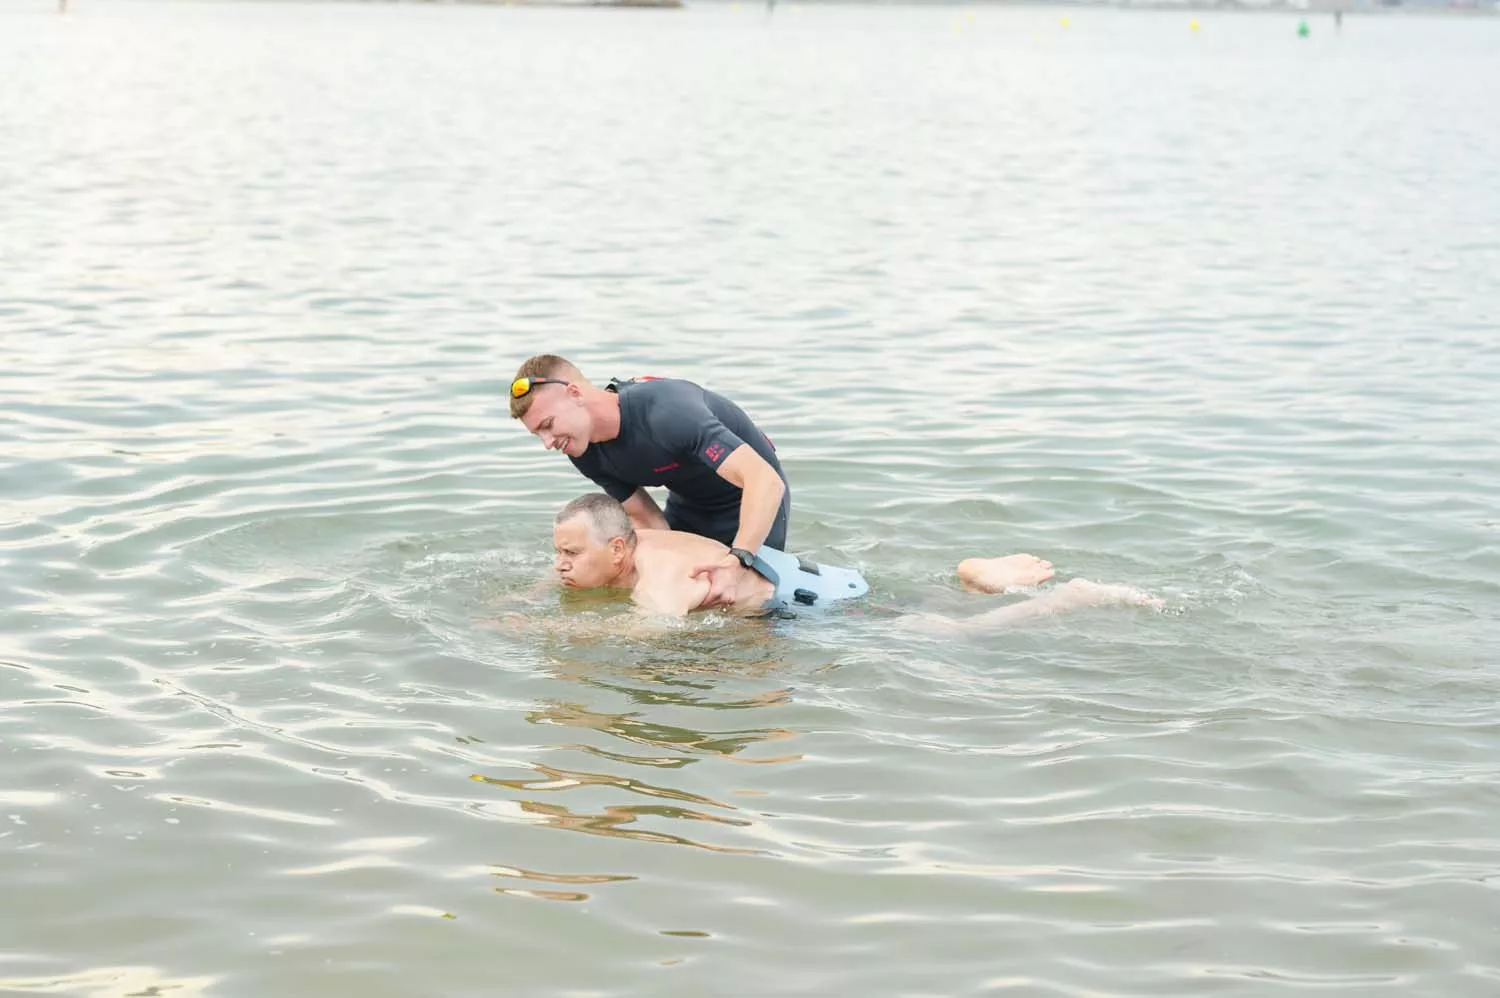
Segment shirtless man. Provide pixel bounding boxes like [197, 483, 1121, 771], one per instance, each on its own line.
[549, 493, 1161, 628]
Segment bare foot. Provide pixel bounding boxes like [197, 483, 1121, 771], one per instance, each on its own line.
[1048, 578, 1164, 611]
[957, 554, 1056, 593]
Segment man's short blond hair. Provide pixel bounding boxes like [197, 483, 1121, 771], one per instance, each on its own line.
[509, 354, 582, 420]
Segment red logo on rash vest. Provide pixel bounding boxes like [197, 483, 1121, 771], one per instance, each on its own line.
[704, 442, 726, 464]
[653, 462, 680, 474]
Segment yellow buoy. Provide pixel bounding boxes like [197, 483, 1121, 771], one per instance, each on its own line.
[1190, 18, 1200, 31]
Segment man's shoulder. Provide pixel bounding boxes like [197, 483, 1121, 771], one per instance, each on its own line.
[621, 377, 704, 410]
[636, 529, 723, 565]
[627, 377, 755, 431]
[635, 528, 701, 558]
[618, 379, 715, 445]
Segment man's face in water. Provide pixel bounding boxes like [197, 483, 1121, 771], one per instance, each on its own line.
[520, 384, 591, 458]
[552, 515, 624, 589]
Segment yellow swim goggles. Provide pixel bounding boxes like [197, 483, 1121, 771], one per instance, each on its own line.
[510, 376, 569, 399]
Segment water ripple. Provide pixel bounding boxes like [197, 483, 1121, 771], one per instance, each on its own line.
[3, 4, 1499, 996]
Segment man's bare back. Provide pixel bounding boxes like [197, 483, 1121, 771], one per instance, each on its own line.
[630, 530, 775, 615]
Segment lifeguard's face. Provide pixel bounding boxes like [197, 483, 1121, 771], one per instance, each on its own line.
[552, 515, 624, 589]
[521, 384, 592, 458]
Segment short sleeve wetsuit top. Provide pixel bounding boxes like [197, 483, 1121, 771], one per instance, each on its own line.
[568, 378, 791, 549]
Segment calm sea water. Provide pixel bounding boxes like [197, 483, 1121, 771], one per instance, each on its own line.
[3, 1, 1499, 995]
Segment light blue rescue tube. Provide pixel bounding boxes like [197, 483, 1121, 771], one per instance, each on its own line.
[752, 546, 869, 611]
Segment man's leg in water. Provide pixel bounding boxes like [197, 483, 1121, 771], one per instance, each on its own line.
[957, 554, 1055, 593]
[962, 578, 1162, 628]
[899, 556, 1162, 634]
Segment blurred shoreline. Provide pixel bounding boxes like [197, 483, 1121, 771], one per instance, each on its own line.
[432, 0, 1499, 16]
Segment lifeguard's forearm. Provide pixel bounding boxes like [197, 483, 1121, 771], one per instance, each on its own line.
[730, 471, 785, 553]
[622, 488, 670, 532]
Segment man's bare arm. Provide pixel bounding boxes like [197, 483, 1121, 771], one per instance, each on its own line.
[621, 488, 670, 532]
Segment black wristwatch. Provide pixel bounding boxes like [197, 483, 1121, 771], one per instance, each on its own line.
[729, 547, 756, 569]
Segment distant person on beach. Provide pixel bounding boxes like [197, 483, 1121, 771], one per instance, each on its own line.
[539, 493, 1162, 628]
[509, 355, 790, 609]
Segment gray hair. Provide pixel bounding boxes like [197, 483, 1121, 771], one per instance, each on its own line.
[555, 493, 636, 546]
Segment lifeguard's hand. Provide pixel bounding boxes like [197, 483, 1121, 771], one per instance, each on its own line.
[690, 555, 749, 609]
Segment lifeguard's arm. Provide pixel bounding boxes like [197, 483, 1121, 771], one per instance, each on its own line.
[621, 487, 670, 532]
[714, 444, 786, 554]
